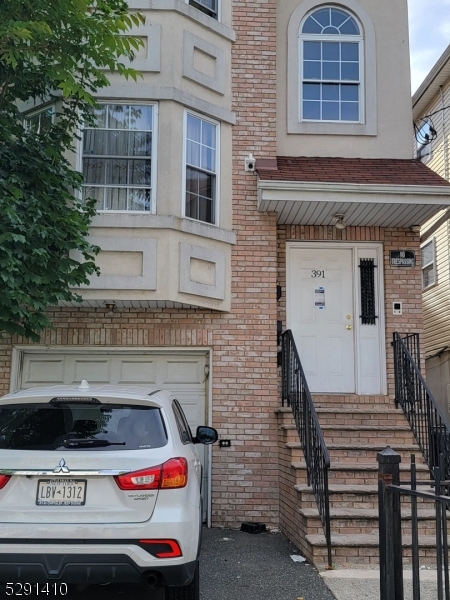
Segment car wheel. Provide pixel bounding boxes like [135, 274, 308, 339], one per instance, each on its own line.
[164, 561, 199, 600]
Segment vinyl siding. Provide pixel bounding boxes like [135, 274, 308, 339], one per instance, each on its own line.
[419, 78, 450, 354]
[423, 221, 450, 355]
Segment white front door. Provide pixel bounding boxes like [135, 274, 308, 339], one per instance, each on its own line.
[288, 247, 355, 393]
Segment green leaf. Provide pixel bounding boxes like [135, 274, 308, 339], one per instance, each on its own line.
[0, 0, 143, 341]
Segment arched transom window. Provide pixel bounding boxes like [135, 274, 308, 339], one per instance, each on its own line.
[300, 6, 362, 122]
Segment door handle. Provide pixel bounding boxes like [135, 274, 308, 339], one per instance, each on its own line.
[346, 325, 353, 330]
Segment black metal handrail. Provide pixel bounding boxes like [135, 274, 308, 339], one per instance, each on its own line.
[281, 330, 332, 568]
[393, 332, 450, 480]
[378, 449, 450, 600]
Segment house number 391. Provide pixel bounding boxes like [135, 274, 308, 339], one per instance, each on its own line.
[311, 270, 325, 278]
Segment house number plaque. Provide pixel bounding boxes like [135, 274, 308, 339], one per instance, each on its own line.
[389, 251, 415, 267]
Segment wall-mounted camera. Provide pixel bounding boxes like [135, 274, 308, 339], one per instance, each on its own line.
[245, 153, 256, 172]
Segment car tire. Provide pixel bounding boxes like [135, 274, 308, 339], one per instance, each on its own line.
[164, 561, 199, 600]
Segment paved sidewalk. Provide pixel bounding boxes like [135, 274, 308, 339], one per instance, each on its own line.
[321, 568, 440, 600]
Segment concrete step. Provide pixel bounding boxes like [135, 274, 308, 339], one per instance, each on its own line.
[306, 533, 439, 570]
[294, 483, 436, 509]
[312, 395, 392, 408]
[299, 506, 441, 536]
[280, 422, 413, 438]
[286, 441, 426, 464]
[316, 407, 408, 427]
[291, 460, 431, 486]
[277, 396, 437, 570]
[321, 425, 416, 446]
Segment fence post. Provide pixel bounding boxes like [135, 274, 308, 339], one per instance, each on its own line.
[378, 447, 404, 600]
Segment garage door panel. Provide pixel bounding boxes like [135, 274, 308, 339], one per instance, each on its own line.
[22, 358, 65, 386]
[18, 353, 206, 415]
[73, 359, 112, 384]
[159, 358, 204, 385]
[177, 398, 204, 432]
[17, 352, 206, 428]
[115, 357, 158, 385]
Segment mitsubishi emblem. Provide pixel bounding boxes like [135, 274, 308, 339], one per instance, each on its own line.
[54, 459, 70, 474]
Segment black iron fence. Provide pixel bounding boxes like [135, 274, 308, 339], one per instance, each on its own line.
[281, 330, 332, 568]
[393, 332, 450, 481]
[378, 448, 450, 600]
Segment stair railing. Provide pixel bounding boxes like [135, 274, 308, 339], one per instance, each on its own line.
[281, 330, 332, 568]
[393, 332, 450, 480]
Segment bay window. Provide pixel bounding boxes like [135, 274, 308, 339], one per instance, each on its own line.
[82, 104, 156, 212]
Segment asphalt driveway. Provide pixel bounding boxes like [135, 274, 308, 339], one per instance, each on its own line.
[57, 527, 336, 600]
[199, 526, 336, 600]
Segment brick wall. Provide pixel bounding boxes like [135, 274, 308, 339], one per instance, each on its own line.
[0, 0, 280, 529]
[277, 225, 424, 397]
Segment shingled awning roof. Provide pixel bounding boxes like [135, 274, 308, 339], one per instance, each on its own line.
[257, 156, 450, 187]
[256, 156, 450, 227]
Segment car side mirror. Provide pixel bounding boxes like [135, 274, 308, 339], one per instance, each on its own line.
[194, 426, 218, 445]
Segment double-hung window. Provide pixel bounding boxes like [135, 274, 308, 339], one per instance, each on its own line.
[187, 0, 218, 20]
[422, 239, 436, 290]
[82, 104, 156, 212]
[24, 106, 54, 133]
[300, 7, 362, 122]
[184, 112, 218, 225]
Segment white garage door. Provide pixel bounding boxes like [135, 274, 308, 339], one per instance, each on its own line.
[13, 349, 210, 519]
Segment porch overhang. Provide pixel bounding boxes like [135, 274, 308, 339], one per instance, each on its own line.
[258, 180, 450, 227]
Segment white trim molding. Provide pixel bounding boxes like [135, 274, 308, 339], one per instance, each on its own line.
[179, 242, 226, 299]
[126, 0, 235, 42]
[183, 31, 226, 95]
[95, 86, 235, 125]
[258, 180, 450, 227]
[72, 237, 157, 291]
[259, 180, 450, 197]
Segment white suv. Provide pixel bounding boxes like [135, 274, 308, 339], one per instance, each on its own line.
[0, 382, 217, 599]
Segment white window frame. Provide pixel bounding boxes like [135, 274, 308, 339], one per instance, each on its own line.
[182, 110, 220, 227]
[24, 105, 55, 133]
[421, 238, 437, 290]
[299, 7, 364, 124]
[80, 101, 158, 214]
[185, 0, 220, 21]
[286, 0, 377, 136]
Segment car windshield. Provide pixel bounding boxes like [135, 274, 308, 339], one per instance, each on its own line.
[0, 403, 168, 451]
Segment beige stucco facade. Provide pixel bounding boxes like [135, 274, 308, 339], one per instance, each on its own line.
[276, 0, 413, 158]
[66, 3, 236, 310]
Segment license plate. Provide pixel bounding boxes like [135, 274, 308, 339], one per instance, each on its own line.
[36, 479, 87, 506]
